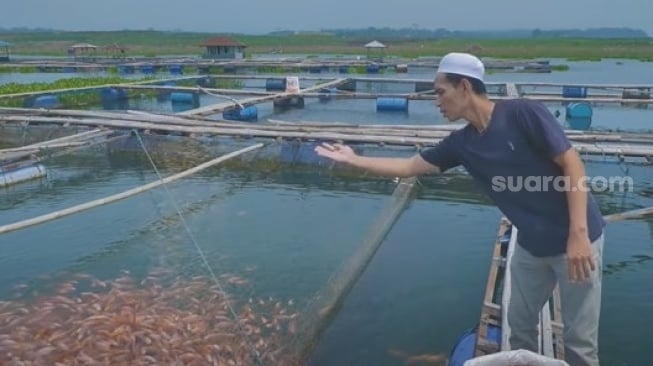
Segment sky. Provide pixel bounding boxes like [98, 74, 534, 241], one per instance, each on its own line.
[3, 0, 652, 35]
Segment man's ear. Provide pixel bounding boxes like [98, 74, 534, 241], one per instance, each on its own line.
[461, 78, 472, 94]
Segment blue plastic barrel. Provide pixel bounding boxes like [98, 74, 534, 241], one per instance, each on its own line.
[118, 65, 134, 74]
[170, 92, 199, 105]
[28, 95, 60, 109]
[265, 78, 286, 91]
[565, 102, 593, 130]
[222, 106, 258, 122]
[367, 64, 379, 74]
[140, 64, 154, 74]
[562, 86, 587, 98]
[448, 325, 501, 366]
[338, 66, 349, 74]
[376, 97, 409, 112]
[169, 65, 183, 75]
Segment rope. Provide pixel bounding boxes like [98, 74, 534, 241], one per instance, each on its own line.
[132, 131, 265, 366]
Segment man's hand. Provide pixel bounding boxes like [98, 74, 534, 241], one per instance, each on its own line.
[566, 231, 595, 282]
[314, 143, 356, 164]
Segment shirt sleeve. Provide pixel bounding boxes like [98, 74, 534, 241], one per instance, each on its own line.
[517, 99, 572, 159]
[419, 133, 461, 172]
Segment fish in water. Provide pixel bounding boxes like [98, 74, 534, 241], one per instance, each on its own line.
[388, 348, 447, 366]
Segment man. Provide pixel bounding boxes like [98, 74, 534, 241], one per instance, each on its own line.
[314, 52, 605, 366]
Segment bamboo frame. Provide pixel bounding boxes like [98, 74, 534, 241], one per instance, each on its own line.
[0, 143, 263, 235]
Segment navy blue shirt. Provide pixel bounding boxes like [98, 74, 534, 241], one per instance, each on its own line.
[420, 98, 605, 257]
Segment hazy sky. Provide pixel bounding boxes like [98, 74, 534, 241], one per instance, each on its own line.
[4, 0, 652, 35]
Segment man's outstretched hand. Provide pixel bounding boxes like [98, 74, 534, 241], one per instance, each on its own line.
[314, 143, 356, 164]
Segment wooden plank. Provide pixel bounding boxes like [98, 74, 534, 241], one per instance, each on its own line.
[474, 218, 510, 357]
[552, 286, 565, 360]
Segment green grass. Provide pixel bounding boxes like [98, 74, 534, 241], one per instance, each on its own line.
[1, 31, 652, 60]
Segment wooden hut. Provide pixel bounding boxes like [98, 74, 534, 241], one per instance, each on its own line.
[200, 37, 247, 59]
[67, 43, 98, 61]
[0, 41, 11, 62]
[364, 40, 387, 62]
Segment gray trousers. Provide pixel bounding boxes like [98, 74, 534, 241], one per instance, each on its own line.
[508, 233, 604, 366]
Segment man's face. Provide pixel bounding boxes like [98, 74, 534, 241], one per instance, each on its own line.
[434, 74, 466, 122]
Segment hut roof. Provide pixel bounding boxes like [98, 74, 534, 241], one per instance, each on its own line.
[364, 40, 386, 48]
[200, 37, 246, 47]
[70, 43, 98, 49]
[0, 41, 11, 47]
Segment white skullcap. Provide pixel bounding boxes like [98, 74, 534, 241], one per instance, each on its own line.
[437, 52, 485, 82]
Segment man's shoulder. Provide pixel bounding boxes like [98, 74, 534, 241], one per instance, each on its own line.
[499, 97, 543, 110]
[446, 123, 474, 141]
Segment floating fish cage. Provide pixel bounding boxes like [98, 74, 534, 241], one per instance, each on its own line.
[1, 69, 653, 365]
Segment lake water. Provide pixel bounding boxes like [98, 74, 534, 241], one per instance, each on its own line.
[0, 58, 652, 365]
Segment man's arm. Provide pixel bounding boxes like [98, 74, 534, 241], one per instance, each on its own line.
[553, 148, 589, 235]
[347, 153, 440, 177]
[315, 143, 439, 177]
[554, 146, 595, 282]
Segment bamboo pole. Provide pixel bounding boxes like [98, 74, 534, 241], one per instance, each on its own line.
[604, 206, 653, 222]
[2, 115, 653, 158]
[0, 141, 87, 153]
[15, 128, 111, 147]
[0, 143, 264, 235]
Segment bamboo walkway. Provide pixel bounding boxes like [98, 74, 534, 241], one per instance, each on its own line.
[1, 108, 653, 162]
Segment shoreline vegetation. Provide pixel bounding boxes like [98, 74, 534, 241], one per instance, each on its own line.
[0, 31, 652, 61]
